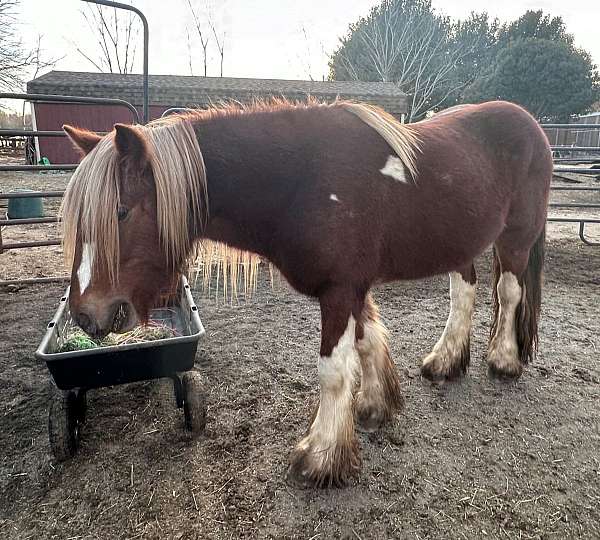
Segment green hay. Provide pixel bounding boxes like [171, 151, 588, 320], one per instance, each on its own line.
[57, 324, 176, 353]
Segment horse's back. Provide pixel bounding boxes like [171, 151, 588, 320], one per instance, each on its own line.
[376, 101, 552, 281]
[419, 101, 550, 154]
[414, 101, 552, 211]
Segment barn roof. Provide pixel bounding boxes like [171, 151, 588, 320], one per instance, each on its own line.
[27, 71, 409, 114]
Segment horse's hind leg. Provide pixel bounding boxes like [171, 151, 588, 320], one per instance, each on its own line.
[288, 286, 363, 487]
[355, 293, 404, 431]
[488, 229, 545, 380]
[421, 264, 477, 382]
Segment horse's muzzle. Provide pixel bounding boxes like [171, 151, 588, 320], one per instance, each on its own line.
[73, 301, 136, 340]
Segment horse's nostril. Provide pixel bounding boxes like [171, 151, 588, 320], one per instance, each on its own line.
[76, 311, 89, 328]
[75, 311, 95, 335]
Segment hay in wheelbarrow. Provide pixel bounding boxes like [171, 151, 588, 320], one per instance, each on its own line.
[58, 321, 178, 353]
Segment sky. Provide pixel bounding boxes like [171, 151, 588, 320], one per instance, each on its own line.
[6, 0, 600, 111]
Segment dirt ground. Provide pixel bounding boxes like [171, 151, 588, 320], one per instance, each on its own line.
[1, 157, 600, 539]
[0, 233, 599, 539]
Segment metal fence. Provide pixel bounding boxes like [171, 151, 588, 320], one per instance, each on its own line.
[545, 123, 600, 246]
[0, 94, 141, 285]
[0, 1, 148, 286]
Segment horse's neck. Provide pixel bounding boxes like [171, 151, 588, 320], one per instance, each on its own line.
[191, 113, 303, 256]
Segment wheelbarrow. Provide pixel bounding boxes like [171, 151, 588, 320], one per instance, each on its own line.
[35, 276, 207, 461]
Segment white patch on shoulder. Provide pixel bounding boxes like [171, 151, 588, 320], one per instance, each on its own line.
[329, 193, 340, 202]
[77, 243, 94, 294]
[380, 155, 408, 184]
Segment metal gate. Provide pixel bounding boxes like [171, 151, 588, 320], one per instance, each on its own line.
[545, 122, 600, 246]
[0, 0, 148, 286]
[0, 93, 140, 285]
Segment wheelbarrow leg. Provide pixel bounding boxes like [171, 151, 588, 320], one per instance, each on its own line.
[170, 374, 184, 409]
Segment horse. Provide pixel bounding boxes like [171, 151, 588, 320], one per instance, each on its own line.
[60, 98, 552, 488]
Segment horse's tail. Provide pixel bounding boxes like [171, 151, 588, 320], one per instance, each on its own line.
[491, 227, 545, 364]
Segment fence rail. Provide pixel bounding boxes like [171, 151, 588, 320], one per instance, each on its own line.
[543, 123, 600, 130]
[544, 120, 600, 246]
[551, 146, 600, 152]
[0, 92, 142, 278]
[0, 129, 107, 138]
[0, 92, 140, 123]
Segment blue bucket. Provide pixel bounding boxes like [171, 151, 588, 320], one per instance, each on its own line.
[7, 189, 45, 219]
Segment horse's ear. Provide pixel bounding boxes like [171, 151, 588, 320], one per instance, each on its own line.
[63, 125, 102, 156]
[114, 124, 148, 166]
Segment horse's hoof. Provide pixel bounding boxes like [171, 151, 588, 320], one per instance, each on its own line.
[421, 350, 467, 382]
[487, 349, 523, 381]
[487, 361, 523, 381]
[287, 437, 361, 488]
[355, 395, 390, 432]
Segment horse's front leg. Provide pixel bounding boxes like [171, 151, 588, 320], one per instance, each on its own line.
[288, 287, 363, 488]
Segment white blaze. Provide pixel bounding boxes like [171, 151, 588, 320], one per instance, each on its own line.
[329, 194, 340, 202]
[77, 243, 94, 294]
[380, 155, 408, 184]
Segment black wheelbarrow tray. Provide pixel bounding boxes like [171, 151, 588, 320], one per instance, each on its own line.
[35, 276, 207, 461]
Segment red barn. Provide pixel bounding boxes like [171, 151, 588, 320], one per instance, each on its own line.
[26, 71, 409, 164]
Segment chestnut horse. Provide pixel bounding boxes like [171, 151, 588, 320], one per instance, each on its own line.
[61, 99, 551, 487]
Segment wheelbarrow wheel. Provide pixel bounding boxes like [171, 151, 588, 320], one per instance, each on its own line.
[182, 372, 207, 434]
[48, 388, 83, 461]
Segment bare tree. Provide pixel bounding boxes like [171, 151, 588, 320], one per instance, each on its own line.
[76, 2, 139, 74]
[186, 0, 227, 77]
[207, 13, 225, 77]
[186, 0, 210, 77]
[331, 0, 482, 120]
[0, 0, 56, 92]
[296, 25, 317, 81]
[186, 27, 194, 76]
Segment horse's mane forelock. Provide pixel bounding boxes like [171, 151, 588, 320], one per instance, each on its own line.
[61, 116, 208, 283]
[341, 102, 421, 179]
[61, 135, 120, 283]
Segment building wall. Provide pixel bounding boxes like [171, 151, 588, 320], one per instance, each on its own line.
[33, 103, 169, 164]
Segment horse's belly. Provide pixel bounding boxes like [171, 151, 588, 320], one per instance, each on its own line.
[381, 210, 506, 281]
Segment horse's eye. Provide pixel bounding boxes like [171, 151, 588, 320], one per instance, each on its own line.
[117, 205, 129, 222]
